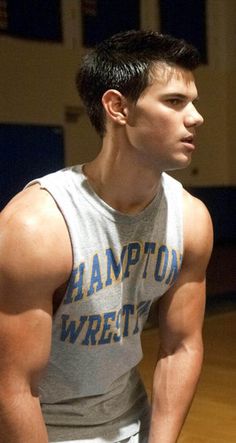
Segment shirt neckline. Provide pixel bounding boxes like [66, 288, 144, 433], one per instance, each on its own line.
[74, 164, 163, 225]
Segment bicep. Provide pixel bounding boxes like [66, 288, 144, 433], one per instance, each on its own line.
[0, 195, 69, 394]
[0, 278, 53, 394]
[158, 276, 206, 355]
[158, 194, 213, 353]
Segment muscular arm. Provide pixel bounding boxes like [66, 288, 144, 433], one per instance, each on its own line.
[148, 191, 213, 443]
[0, 187, 72, 443]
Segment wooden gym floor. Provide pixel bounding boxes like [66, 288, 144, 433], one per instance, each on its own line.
[139, 297, 236, 442]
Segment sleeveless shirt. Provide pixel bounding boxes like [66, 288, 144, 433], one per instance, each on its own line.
[27, 165, 184, 442]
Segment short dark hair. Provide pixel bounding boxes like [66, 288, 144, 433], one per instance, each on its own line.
[76, 30, 200, 137]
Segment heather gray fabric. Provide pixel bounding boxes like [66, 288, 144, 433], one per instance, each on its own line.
[26, 165, 183, 442]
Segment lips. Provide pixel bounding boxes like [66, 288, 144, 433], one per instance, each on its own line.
[181, 134, 195, 151]
[181, 135, 194, 143]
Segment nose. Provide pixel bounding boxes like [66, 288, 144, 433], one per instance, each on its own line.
[185, 104, 204, 128]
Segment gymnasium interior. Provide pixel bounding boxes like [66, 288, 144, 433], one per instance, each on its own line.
[0, 1, 235, 441]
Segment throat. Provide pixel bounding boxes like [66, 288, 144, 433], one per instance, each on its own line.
[83, 160, 162, 215]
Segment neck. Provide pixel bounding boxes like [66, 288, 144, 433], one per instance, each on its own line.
[83, 134, 162, 215]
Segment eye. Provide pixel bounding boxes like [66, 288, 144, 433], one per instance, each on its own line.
[167, 98, 182, 106]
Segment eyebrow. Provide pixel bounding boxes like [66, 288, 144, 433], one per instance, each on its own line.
[161, 93, 199, 101]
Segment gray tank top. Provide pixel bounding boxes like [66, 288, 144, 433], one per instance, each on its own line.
[27, 165, 183, 442]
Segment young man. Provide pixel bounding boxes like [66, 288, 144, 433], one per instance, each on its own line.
[0, 30, 213, 443]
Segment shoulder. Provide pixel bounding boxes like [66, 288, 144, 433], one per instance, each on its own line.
[182, 188, 213, 274]
[0, 185, 72, 288]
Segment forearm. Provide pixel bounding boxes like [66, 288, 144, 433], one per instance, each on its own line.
[148, 344, 203, 443]
[0, 393, 48, 443]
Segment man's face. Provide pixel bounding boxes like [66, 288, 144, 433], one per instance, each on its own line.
[125, 64, 204, 172]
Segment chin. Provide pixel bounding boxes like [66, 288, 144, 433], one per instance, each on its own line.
[163, 157, 192, 172]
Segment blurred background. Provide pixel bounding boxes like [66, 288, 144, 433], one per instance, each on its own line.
[0, 1, 235, 440]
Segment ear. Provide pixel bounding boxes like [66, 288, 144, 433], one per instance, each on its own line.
[102, 89, 128, 127]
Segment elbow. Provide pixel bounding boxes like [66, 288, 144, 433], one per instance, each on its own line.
[159, 336, 204, 370]
[0, 377, 38, 414]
